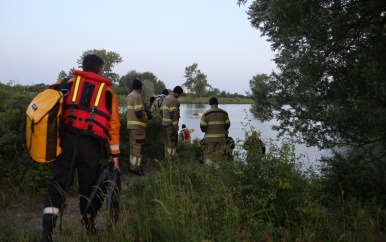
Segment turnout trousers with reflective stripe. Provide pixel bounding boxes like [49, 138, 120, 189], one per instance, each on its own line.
[129, 127, 146, 171]
[43, 131, 103, 217]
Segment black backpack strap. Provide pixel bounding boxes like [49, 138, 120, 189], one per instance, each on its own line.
[57, 77, 70, 97]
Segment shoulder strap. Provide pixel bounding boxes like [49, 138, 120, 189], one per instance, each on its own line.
[57, 78, 70, 96]
[157, 96, 164, 108]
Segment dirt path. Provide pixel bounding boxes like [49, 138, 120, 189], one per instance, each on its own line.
[0, 172, 150, 239]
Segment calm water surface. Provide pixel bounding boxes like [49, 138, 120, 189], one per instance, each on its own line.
[179, 104, 327, 169]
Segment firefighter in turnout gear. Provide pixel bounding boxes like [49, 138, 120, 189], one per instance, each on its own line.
[40, 54, 121, 242]
[151, 88, 169, 122]
[200, 97, 230, 167]
[126, 78, 148, 176]
[161, 86, 183, 159]
[243, 130, 266, 161]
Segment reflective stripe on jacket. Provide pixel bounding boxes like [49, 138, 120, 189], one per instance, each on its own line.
[200, 105, 230, 142]
[126, 90, 148, 129]
[161, 93, 180, 128]
[61, 70, 121, 156]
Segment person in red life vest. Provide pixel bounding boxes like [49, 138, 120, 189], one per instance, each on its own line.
[126, 78, 148, 176]
[179, 124, 193, 142]
[40, 54, 121, 241]
[200, 97, 230, 168]
[161, 86, 183, 159]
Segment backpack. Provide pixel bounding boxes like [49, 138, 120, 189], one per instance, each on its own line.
[25, 78, 70, 163]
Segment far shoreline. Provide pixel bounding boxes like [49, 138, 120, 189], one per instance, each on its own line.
[179, 96, 254, 105]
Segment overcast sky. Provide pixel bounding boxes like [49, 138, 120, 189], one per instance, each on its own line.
[0, 0, 276, 94]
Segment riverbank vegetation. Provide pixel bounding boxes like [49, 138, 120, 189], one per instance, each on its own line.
[1, 82, 386, 241]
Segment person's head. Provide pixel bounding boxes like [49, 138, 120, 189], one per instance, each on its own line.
[182, 124, 186, 129]
[150, 96, 156, 103]
[209, 97, 218, 106]
[132, 78, 143, 90]
[162, 88, 169, 95]
[82, 54, 104, 74]
[173, 86, 183, 98]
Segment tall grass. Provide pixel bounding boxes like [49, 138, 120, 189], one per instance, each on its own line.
[1, 88, 385, 241]
[2, 137, 385, 241]
[61, 138, 383, 241]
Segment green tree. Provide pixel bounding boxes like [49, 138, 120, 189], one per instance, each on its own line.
[77, 49, 123, 84]
[139, 71, 166, 95]
[119, 70, 165, 95]
[142, 79, 155, 105]
[153, 79, 167, 95]
[239, 0, 386, 152]
[119, 70, 141, 92]
[57, 68, 75, 81]
[183, 63, 210, 97]
[207, 87, 220, 97]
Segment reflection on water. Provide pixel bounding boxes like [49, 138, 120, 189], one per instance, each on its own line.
[179, 104, 327, 169]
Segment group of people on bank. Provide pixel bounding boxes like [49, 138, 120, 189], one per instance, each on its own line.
[126, 79, 184, 175]
[38, 54, 265, 242]
[128, 78, 242, 171]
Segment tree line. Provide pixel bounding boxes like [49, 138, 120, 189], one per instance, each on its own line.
[54, 49, 247, 104]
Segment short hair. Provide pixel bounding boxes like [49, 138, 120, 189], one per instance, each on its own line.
[162, 89, 169, 95]
[209, 97, 218, 105]
[82, 54, 104, 73]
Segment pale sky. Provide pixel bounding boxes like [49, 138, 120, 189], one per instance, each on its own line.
[0, 0, 276, 94]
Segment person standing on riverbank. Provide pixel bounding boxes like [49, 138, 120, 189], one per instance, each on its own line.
[200, 97, 230, 167]
[161, 86, 183, 159]
[127, 78, 148, 176]
[40, 54, 121, 241]
[151, 88, 169, 122]
[243, 131, 266, 161]
[146, 96, 156, 120]
[224, 131, 235, 161]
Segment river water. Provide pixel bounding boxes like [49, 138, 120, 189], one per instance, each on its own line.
[179, 103, 327, 169]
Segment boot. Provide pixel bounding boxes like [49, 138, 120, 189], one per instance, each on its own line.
[82, 213, 103, 236]
[40, 214, 57, 242]
[129, 156, 145, 176]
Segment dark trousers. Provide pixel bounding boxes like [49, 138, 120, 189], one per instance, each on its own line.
[43, 132, 103, 217]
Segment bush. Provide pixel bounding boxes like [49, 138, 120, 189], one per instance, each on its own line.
[320, 148, 386, 205]
[0, 84, 41, 195]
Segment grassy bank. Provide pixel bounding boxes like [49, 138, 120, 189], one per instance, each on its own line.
[1, 84, 385, 241]
[1, 136, 385, 241]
